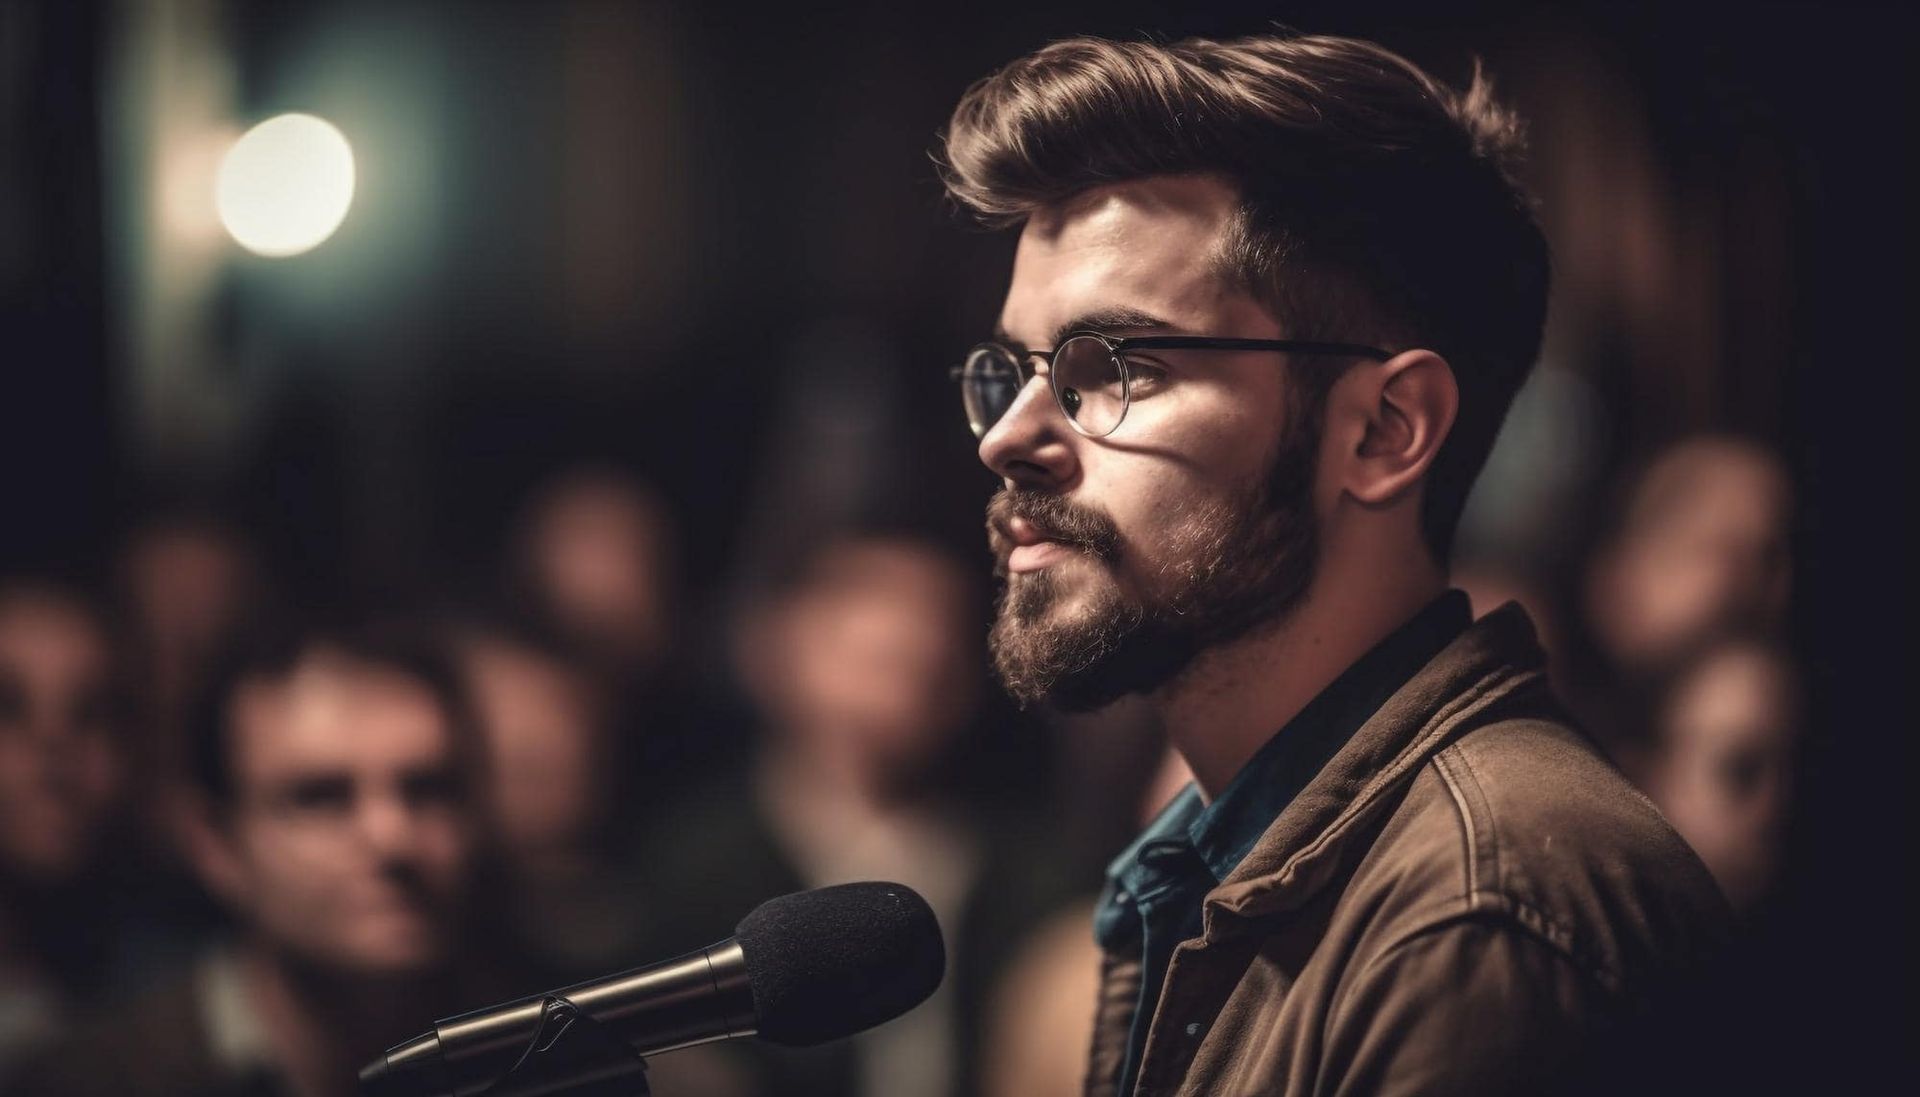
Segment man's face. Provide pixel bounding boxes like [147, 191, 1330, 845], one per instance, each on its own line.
[465, 637, 602, 857]
[214, 652, 472, 976]
[0, 591, 123, 883]
[770, 541, 977, 797]
[1648, 644, 1798, 911]
[981, 175, 1323, 710]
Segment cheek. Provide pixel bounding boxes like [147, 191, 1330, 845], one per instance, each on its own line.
[239, 827, 334, 895]
[409, 813, 472, 886]
[233, 829, 346, 939]
[1085, 436, 1267, 571]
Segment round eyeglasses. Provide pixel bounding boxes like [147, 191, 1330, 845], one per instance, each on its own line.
[952, 331, 1394, 439]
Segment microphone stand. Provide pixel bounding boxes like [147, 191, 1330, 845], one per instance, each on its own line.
[478, 995, 651, 1097]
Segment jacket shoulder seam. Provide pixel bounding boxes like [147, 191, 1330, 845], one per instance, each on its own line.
[1334, 900, 1622, 1028]
[1429, 746, 1483, 906]
[1398, 741, 1634, 996]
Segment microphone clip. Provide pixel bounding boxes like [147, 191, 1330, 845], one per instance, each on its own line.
[482, 995, 652, 1097]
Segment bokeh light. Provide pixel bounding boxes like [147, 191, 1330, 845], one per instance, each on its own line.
[214, 112, 355, 257]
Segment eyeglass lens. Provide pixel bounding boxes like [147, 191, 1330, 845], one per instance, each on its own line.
[1051, 335, 1127, 437]
[961, 337, 1128, 438]
[961, 345, 1025, 438]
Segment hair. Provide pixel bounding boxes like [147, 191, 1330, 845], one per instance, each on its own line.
[940, 32, 1550, 562]
[183, 615, 478, 813]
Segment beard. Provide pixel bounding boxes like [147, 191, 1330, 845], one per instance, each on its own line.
[986, 430, 1320, 712]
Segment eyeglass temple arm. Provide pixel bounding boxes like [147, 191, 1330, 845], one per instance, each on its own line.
[1109, 337, 1393, 360]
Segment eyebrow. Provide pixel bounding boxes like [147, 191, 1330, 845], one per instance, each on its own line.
[992, 306, 1176, 352]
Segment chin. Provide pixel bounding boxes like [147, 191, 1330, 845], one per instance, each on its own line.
[340, 928, 446, 976]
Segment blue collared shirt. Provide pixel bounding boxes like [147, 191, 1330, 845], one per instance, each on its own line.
[1092, 590, 1473, 1096]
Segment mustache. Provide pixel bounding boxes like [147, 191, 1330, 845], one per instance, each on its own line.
[986, 488, 1122, 568]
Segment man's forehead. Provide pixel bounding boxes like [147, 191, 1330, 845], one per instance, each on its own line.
[230, 655, 449, 778]
[1001, 175, 1254, 345]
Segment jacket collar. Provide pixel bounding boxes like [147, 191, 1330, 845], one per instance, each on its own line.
[1199, 603, 1550, 934]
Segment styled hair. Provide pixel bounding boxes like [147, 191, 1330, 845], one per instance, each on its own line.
[940, 33, 1550, 562]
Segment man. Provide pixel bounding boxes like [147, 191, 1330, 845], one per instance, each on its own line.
[7, 621, 492, 1097]
[0, 578, 127, 1076]
[1640, 634, 1801, 915]
[940, 32, 1729, 1095]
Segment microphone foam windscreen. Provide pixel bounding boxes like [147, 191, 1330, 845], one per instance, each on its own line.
[734, 881, 946, 1046]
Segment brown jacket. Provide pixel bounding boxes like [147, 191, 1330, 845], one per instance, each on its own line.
[1087, 606, 1730, 1096]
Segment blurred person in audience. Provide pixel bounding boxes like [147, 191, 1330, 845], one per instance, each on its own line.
[117, 509, 266, 742]
[453, 612, 651, 984]
[1583, 436, 1792, 677]
[981, 747, 1191, 1097]
[0, 579, 128, 1075]
[4, 620, 497, 1097]
[506, 466, 727, 830]
[1639, 634, 1802, 915]
[635, 530, 1074, 1097]
[113, 509, 272, 947]
[510, 467, 676, 685]
[940, 30, 1729, 1093]
[1563, 435, 1793, 752]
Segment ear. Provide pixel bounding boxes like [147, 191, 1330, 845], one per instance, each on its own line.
[1337, 349, 1458, 507]
[170, 787, 251, 910]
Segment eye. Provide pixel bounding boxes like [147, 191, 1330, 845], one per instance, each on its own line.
[400, 769, 463, 809]
[0, 674, 27, 728]
[281, 775, 355, 815]
[1121, 355, 1171, 393]
[69, 685, 116, 734]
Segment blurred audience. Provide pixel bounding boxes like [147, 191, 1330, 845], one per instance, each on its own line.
[510, 467, 677, 685]
[1638, 635, 1802, 915]
[112, 509, 275, 958]
[453, 613, 652, 983]
[4, 620, 496, 1097]
[634, 530, 1074, 1097]
[505, 466, 732, 828]
[1583, 435, 1792, 679]
[116, 510, 266, 745]
[1549, 434, 1803, 915]
[0, 579, 128, 1076]
[979, 748, 1191, 1097]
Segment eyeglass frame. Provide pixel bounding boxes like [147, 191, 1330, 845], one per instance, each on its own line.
[951, 330, 1395, 439]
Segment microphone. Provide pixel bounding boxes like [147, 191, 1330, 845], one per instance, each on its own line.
[359, 881, 945, 1096]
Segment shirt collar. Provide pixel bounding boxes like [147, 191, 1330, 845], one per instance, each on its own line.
[196, 943, 278, 1079]
[1105, 783, 1205, 882]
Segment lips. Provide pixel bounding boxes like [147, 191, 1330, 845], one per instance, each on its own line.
[986, 489, 1120, 576]
[1012, 541, 1080, 572]
[996, 515, 1082, 573]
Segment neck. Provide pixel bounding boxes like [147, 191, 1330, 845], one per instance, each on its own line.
[240, 940, 445, 1097]
[760, 735, 901, 816]
[1153, 540, 1445, 801]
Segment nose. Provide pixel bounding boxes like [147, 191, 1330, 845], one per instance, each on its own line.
[978, 375, 1079, 490]
[356, 790, 419, 860]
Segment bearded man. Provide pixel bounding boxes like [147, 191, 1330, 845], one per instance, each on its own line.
[941, 32, 1729, 1096]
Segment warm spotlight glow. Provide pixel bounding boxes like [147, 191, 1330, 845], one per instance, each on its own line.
[215, 113, 355, 257]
